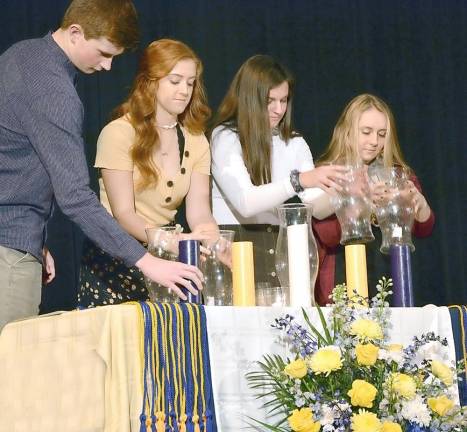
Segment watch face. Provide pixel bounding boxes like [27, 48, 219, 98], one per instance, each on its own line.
[290, 170, 303, 193]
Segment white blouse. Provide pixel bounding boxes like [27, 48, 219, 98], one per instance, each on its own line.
[211, 126, 330, 225]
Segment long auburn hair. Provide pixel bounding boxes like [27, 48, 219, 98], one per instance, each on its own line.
[318, 93, 410, 170]
[211, 55, 298, 186]
[113, 39, 211, 190]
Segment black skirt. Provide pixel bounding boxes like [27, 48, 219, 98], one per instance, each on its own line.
[77, 239, 149, 308]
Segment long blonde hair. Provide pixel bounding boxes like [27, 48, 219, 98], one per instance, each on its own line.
[211, 55, 298, 186]
[318, 94, 409, 170]
[113, 39, 211, 190]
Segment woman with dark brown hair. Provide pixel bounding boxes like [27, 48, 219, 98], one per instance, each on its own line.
[78, 39, 218, 307]
[210, 54, 347, 293]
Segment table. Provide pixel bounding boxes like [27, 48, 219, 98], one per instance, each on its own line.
[0, 305, 458, 431]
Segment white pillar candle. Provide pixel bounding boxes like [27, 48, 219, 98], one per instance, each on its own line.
[287, 223, 311, 306]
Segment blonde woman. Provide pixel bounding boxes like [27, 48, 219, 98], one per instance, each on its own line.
[314, 93, 434, 304]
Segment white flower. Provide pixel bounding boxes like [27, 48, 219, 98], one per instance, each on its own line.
[378, 348, 404, 366]
[400, 395, 431, 426]
[336, 402, 350, 412]
[320, 404, 334, 425]
[412, 340, 449, 366]
[323, 425, 335, 432]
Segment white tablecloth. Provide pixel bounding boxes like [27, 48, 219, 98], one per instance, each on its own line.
[205, 305, 457, 431]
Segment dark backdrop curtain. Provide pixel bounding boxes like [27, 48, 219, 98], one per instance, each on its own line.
[1, 0, 465, 311]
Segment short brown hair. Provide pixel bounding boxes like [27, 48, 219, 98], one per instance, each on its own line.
[61, 0, 139, 50]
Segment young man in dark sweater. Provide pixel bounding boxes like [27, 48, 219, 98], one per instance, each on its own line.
[0, 0, 202, 329]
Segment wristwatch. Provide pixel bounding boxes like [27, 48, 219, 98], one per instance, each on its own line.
[290, 169, 304, 193]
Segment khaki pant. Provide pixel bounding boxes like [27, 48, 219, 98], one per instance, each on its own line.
[0, 245, 42, 331]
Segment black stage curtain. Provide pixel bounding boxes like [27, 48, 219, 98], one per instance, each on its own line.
[1, 0, 465, 311]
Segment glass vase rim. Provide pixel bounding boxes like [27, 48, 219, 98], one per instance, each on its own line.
[276, 203, 313, 210]
[218, 229, 236, 234]
[145, 225, 178, 233]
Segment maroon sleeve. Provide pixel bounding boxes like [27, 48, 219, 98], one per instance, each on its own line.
[312, 215, 341, 248]
[410, 174, 435, 238]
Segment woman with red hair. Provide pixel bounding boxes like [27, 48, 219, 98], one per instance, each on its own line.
[78, 39, 218, 307]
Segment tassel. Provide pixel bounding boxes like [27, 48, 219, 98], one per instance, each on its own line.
[186, 415, 194, 432]
[169, 410, 178, 432]
[192, 414, 200, 432]
[178, 413, 187, 432]
[204, 410, 213, 432]
[156, 411, 166, 432]
[204, 409, 214, 432]
[140, 414, 148, 432]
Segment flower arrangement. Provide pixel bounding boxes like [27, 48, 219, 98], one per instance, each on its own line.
[246, 278, 466, 432]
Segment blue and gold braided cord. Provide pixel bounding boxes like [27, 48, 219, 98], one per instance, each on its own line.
[448, 305, 467, 406]
[133, 301, 156, 431]
[187, 304, 202, 432]
[132, 302, 148, 432]
[181, 304, 194, 432]
[193, 305, 207, 427]
[163, 302, 179, 431]
[135, 301, 217, 431]
[176, 304, 188, 432]
[152, 302, 170, 431]
[169, 304, 183, 429]
[199, 306, 216, 431]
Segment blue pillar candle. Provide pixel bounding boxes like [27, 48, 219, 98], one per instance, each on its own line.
[178, 239, 201, 304]
[389, 244, 414, 307]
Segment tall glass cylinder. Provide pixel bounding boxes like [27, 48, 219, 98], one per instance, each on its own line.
[332, 165, 375, 245]
[369, 166, 415, 253]
[145, 226, 179, 303]
[202, 230, 235, 305]
[275, 203, 318, 307]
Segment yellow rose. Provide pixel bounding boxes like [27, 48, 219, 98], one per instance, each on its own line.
[391, 373, 416, 399]
[288, 407, 321, 432]
[347, 380, 378, 408]
[431, 360, 453, 386]
[284, 359, 308, 379]
[308, 347, 342, 375]
[350, 319, 383, 340]
[356, 343, 379, 366]
[388, 344, 403, 352]
[381, 422, 402, 432]
[351, 409, 382, 432]
[427, 395, 455, 416]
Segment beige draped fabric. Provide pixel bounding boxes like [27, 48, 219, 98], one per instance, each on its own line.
[0, 305, 144, 432]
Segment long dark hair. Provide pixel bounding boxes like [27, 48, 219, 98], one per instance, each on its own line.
[211, 54, 297, 185]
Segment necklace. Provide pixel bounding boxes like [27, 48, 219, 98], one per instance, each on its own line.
[156, 121, 178, 130]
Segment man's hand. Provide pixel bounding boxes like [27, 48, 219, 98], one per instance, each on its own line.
[136, 253, 204, 300]
[42, 247, 55, 284]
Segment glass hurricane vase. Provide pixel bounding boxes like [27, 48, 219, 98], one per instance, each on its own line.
[275, 203, 318, 307]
